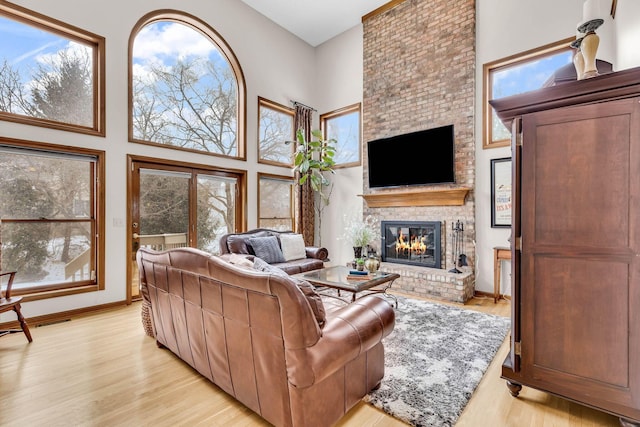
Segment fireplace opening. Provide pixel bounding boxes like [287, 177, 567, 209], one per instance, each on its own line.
[381, 221, 441, 268]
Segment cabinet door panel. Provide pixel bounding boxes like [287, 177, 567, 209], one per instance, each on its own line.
[520, 97, 640, 414]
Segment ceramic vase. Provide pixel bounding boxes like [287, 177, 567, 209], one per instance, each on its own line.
[365, 253, 380, 273]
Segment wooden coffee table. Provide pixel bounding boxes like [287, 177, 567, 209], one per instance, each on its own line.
[294, 265, 400, 307]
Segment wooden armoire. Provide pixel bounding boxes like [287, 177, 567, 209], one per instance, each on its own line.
[490, 66, 640, 426]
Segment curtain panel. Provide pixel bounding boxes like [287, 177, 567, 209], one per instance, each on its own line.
[293, 105, 314, 246]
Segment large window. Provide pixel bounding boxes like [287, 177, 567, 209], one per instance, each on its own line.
[129, 11, 246, 159]
[0, 2, 105, 135]
[258, 173, 295, 231]
[0, 138, 104, 299]
[483, 38, 573, 149]
[320, 103, 361, 168]
[258, 97, 294, 166]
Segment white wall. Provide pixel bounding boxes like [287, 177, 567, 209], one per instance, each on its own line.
[314, 26, 365, 267]
[1, 0, 316, 320]
[475, 0, 640, 296]
[615, 0, 640, 69]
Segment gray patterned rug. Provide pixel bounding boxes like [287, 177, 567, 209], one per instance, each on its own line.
[364, 295, 510, 427]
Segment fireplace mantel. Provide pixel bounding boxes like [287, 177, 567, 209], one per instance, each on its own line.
[359, 188, 470, 207]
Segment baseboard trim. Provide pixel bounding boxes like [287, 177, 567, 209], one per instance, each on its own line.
[0, 300, 130, 330]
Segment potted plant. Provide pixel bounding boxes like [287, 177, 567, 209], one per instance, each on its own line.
[355, 257, 366, 271]
[343, 214, 379, 260]
[288, 129, 337, 245]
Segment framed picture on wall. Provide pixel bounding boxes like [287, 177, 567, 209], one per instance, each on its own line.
[491, 157, 512, 228]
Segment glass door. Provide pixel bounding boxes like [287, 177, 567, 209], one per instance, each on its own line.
[128, 158, 244, 302]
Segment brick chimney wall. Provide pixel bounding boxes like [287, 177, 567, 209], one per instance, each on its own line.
[362, 0, 476, 287]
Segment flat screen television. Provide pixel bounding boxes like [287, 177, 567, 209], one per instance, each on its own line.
[367, 124, 455, 188]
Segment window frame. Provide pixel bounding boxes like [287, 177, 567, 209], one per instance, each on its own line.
[257, 97, 295, 167]
[0, 2, 106, 136]
[128, 10, 247, 160]
[257, 172, 295, 231]
[320, 103, 362, 168]
[0, 136, 105, 301]
[483, 37, 574, 149]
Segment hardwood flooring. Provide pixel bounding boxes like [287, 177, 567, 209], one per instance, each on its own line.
[0, 294, 619, 426]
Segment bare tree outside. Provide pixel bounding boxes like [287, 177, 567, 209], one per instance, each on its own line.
[258, 99, 294, 164]
[132, 22, 239, 157]
[197, 175, 236, 253]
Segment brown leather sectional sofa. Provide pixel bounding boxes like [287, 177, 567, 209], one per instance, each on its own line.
[137, 247, 395, 427]
[219, 228, 328, 274]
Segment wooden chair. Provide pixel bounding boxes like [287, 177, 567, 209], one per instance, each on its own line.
[0, 271, 33, 342]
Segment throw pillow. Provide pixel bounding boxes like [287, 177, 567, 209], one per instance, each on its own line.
[279, 233, 307, 261]
[248, 236, 286, 264]
[253, 257, 326, 326]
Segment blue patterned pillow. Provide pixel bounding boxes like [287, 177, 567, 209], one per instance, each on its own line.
[248, 236, 285, 264]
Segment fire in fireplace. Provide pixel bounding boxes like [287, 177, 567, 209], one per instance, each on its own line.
[381, 221, 442, 268]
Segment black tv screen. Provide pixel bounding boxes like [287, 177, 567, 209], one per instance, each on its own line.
[367, 124, 455, 188]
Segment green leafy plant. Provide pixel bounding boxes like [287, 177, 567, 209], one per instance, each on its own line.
[291, 128, 336, 205]
[356, 257, 365, 265]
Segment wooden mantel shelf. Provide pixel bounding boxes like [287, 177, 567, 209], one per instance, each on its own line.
[359, 188, 470, 207]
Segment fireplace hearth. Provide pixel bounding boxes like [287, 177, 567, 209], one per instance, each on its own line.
[381, 221, 441, 268]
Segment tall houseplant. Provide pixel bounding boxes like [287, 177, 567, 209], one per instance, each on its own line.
[289, 129, 336, 245]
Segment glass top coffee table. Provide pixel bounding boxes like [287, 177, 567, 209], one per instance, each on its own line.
[294, 265, 400, 307]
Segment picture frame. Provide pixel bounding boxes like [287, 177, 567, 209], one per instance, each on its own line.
[491, 157, 512, 228]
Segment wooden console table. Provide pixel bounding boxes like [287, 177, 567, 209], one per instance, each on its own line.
[493, 246, 511, 303]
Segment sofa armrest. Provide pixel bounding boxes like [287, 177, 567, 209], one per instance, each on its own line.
[289, 295, 394, 388]
[305, 246, 329, 261]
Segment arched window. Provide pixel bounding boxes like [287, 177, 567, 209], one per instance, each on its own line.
[129, 11, 246, 159]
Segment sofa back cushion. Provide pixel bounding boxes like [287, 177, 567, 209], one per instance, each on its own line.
[225, 230, 270, 254]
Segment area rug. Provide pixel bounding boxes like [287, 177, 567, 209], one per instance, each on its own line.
[364, 295, 511, 427]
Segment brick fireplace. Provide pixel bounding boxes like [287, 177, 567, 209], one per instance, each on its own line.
[362, 0, 476, 303]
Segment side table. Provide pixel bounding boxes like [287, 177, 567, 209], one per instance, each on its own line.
[493, 246, 511, 303]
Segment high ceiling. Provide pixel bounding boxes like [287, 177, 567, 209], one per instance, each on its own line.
[240, 0, 391, 47]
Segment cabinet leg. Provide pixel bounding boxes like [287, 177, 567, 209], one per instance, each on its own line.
[506, 381, 522, 397]
[620, 418, 640, 427]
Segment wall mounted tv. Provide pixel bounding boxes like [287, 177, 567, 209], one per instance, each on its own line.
[367, 124, 455, 188]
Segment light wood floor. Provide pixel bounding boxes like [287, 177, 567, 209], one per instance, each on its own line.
[0, 294, 620, 426]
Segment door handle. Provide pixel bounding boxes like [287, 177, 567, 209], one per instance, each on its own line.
[133, 233, 140, 239]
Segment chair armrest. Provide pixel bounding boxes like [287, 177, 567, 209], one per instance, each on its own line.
[295, 295, 395, 387]
[305, 246, 329, 261]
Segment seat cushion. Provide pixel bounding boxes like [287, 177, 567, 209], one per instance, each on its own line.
[273, 258, 324, 275]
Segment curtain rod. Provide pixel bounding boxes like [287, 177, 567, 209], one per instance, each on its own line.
[290, 100, 317, 112]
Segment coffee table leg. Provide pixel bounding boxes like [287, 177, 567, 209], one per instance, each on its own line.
[383, 285, 398, 308]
